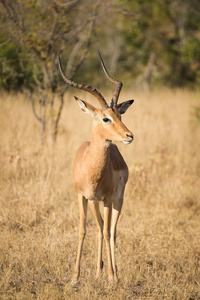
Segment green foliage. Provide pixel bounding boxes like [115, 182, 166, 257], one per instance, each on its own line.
[182, 38, 200, 63]
[0, 37, 23, 90]
[115, 0, 200, 88]
[0, 0, 199, 90]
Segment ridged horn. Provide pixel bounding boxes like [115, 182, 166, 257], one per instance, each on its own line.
[98, 51, 123, 107]
[58, 52, 109, 109]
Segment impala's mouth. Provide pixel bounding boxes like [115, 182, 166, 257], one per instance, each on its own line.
[123, 135, 134, 144]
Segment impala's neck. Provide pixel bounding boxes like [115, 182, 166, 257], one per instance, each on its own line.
[91, 124, 110, 149]
[87, 124, 111, 178]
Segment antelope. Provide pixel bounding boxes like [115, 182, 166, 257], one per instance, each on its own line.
[58, 52, 134, 284]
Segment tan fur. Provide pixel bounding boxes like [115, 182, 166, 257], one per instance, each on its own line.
[72, 101, 133, 284]
[58, 47, 134, 284]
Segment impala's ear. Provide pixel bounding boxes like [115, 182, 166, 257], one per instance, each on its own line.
[74, 96, 96, 117]
[116, 100, 134, 114]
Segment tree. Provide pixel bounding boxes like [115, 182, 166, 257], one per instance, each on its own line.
[114, 0, 200, 88]
[0, 0, 199, 118]
[0, 0, 101, 147]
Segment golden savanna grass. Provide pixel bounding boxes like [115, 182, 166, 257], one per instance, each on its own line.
[0, 89, 200, 299]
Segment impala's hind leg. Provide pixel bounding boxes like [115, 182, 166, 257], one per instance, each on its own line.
[72, 194, 88, 285]
[89, 200, 104, 278]
[111, 176, 126, 282]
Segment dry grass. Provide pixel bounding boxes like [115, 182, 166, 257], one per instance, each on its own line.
[0, 89, 200, 299]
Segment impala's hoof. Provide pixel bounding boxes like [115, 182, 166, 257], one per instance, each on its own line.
[101, 260, 104, 269]
[114, 275, 119, 283]
[108, 274, 114, 282]
[71, 279, 78, 287]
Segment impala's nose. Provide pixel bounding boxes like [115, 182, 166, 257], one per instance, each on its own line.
[126, 134, 134, 140]
[123, 133, 134, 144]
[126, 134, 134, 143]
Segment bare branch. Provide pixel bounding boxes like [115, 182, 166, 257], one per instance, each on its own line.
[54, 87, 66, 141]
[32, 63, 44, 91]
[55, 1, 102, 143]
[70, 1, 100, 78]
[134, 53, 157, 91]
[1, 0, 24, 41]
[66, 39, 85, 76]
[0, 38, 11, 47]
[53, 0, 79, 9]
[28, 91, 42, 123]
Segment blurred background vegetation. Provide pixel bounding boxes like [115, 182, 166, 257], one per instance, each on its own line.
[0, 0, 199, 146]
[0, 0, 199, 91]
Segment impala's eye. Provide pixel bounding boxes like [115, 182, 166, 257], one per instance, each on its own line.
[103, 117, 110, 123]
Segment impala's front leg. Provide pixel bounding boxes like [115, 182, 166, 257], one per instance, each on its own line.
[110, 177, 126, 282]
[89, 200, 104, 278]
[72, 194, 88, 285]
[104, 199, 114, 281]
[110, 208, 119, 282]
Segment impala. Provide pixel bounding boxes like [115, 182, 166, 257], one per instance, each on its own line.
[58, 51, 134, 284]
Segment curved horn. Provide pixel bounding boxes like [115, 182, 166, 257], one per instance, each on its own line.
[58, 53, 108, 109]
[98, 51, 123, 107]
